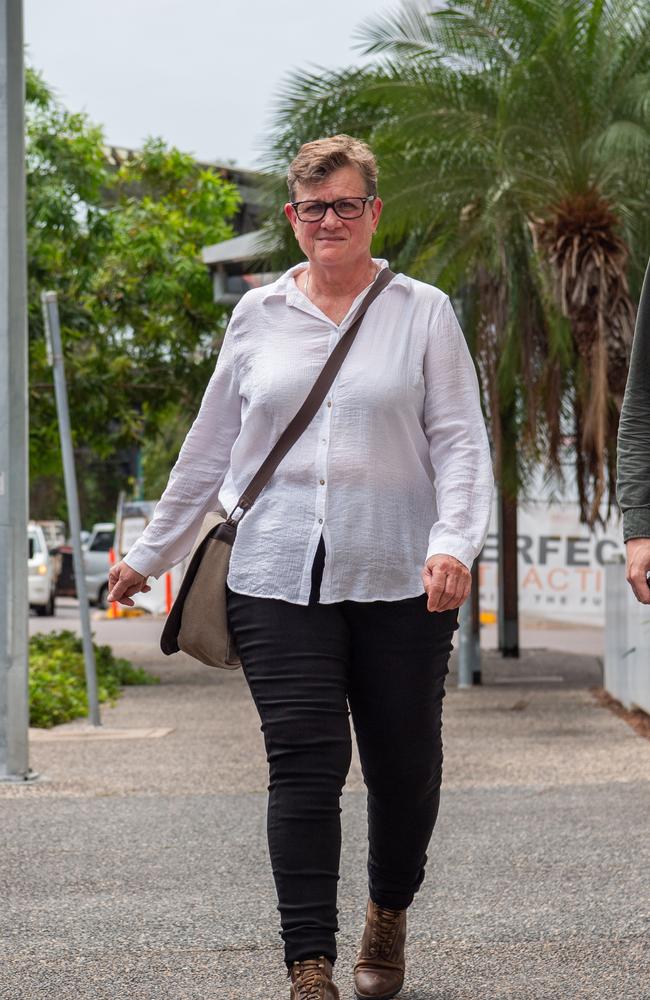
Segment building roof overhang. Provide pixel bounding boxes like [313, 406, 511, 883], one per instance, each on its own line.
[201, 229, 270, 267]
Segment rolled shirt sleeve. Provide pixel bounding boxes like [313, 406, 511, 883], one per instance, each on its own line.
[423, 296, 494, 568]
[617, 259, 650, 541]
[124, 319, 242, 579]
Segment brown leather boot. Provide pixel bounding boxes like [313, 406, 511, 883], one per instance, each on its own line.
[289, 956, 340, 1000]
[353, 899, 407, 999]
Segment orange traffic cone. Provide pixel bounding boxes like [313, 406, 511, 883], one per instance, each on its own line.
[106, 547, 122, 619]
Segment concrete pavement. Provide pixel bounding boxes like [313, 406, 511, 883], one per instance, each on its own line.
[2, 621, 649, 999]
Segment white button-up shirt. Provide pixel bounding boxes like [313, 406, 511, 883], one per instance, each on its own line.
[125, 259, 494, 604]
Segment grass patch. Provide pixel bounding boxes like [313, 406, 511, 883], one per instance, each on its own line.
[29, 630, 159, 729]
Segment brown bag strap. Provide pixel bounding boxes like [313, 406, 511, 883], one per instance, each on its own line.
[229, 266, 397, 522]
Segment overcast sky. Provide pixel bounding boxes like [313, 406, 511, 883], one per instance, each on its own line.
[24, 0, 391, 170]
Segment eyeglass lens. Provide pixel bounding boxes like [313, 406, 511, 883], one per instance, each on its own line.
[296, 198, 367, 221]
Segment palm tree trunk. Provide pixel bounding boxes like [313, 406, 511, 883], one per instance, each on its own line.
[498, 486, 519, 657]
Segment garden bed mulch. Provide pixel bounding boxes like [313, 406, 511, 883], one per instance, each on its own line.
[591, 686, 650, 742]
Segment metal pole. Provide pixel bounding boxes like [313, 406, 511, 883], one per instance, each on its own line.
[457, 598, 473, 688]
[470, 560, 482, 684]
[41, 292, 101, 726]
[458, 561, 482, 687]
[0, 0, 33, 782]
[457, 585, 481, 688]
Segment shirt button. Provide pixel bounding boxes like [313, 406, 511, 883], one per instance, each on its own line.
[319, 479, 325, 485]
[318, 518, 323, 524]
[327, 400, 332, 407]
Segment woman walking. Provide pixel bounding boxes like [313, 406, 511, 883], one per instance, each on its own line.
[108, 135, 493, 1000]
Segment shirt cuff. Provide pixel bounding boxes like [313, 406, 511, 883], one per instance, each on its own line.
[426, 532, 478, 571]
[623, 507, 650, 542]
[122, 543, 167, 581]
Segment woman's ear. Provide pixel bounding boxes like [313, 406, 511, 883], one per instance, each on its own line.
[283, 202, 297, 227]
[371, 196, 383, 229]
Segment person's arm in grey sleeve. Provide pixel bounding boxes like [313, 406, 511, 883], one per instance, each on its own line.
[617, 258, 650, 603]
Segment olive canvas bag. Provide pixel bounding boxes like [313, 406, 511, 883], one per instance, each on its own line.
[160, 268, 396, 669]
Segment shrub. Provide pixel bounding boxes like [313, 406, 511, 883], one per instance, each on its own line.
[29, 630, 159, 728]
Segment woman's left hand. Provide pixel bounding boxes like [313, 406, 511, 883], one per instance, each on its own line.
[422, 554, 471, 612]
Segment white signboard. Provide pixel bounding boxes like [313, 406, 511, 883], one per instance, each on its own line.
[119, 516, 147, 557]
[479, 499, 625, 626]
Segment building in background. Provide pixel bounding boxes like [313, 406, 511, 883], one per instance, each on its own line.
[103, 146, 265, 234]
[104, 146, 277, 306]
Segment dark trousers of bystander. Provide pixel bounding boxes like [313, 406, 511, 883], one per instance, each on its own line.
[226, 538, 458, 967]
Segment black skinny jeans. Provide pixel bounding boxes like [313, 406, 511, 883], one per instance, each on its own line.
[226, 540, 458, 967]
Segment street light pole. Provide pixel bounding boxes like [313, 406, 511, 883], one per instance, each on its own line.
[0, 0, 32, 781]
[41, 292, 101, 727]
[458, 562, 482, 688]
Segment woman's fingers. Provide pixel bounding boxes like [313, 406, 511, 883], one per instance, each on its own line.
[422, 555, 471, 612]
[112, 588, 135, 607]
[107, 574, 135, 606]
[107, 561, 147, 606]
[425, 566, 448, 611]
[432, 574, 466, 612]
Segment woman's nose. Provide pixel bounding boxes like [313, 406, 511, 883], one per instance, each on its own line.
[320, 206, 342, 227]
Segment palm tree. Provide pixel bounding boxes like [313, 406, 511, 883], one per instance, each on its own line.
[263, 0, 650, 653]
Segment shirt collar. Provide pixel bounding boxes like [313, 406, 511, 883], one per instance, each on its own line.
[261, 258, 409, 305]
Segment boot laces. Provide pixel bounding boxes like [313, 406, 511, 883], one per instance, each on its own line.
[291, 957, 328, 999]
[369, 906, 401, 958]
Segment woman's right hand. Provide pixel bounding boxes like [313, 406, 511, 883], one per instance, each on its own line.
[107, 560, 151, 606]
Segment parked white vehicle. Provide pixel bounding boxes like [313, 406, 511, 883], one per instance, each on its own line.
[28, 522, 56, 617]
[36, 518, 65, 590]
[82, 522, 115, 609]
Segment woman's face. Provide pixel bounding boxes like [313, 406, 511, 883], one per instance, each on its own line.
[284, 164, 383, 270]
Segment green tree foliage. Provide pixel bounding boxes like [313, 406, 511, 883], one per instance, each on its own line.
[263, 0, 650, 523]
[27, 67, 240, 524]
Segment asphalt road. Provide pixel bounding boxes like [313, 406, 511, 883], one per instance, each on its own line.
[8, 604, 646, 999]
[3, 782, 649, 1000]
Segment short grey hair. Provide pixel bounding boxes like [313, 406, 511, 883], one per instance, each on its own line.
[287, 134, 378, 201]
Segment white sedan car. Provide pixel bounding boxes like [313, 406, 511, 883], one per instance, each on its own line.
[28, 522, 56, 617]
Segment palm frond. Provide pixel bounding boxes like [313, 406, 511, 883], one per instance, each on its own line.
[260, 0, 650, 520]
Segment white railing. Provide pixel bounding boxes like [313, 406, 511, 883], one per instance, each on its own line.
[604, 562, 650, 713]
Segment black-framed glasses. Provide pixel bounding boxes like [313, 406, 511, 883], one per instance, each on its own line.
[291, 196, 375, 222]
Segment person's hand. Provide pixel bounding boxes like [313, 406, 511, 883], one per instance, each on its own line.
[625, 538, 650, 605]
[107, 560, 151, 607]
[422, 554, 471, 612]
